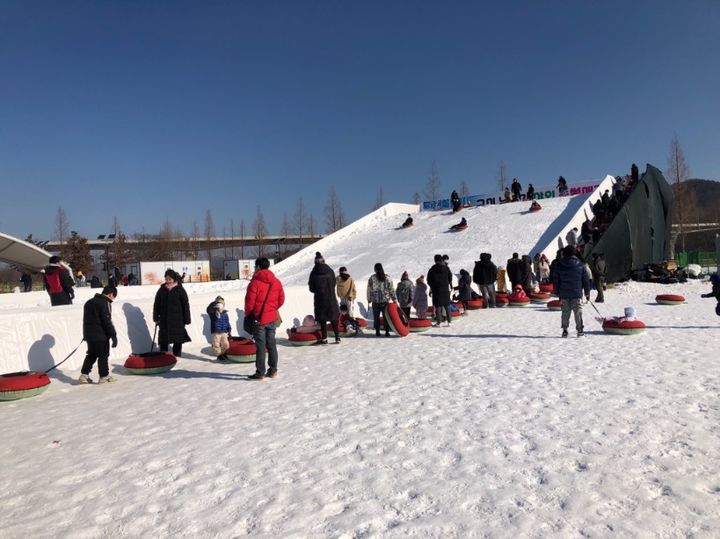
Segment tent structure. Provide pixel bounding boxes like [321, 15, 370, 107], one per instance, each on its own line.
[0, 232, 52, 271]
[589, 164, 674, 282]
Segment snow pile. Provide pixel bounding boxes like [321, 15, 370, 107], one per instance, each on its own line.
[1, 196, 719, 537]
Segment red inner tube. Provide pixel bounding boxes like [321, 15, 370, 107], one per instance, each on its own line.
[602, 319, 646, 330]
[547, 300, 562, 309]
[509, 294, 530, 303]
[124, 352, 177, 369]
[449, 224, 468, 231]
[656, 294, 685, 302]
[408, 318, 432, 328]
[531, 292, 551, 300]
[288, 331, 322, 342]
[539, 283, 554, 293]
[227, 341, 257, 355]
[0, 371, 51, 392]
[467, 298, 484, 309]
[384, 303, 410, 336]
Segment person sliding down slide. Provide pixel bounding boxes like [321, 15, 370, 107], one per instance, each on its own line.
[401, 214, 413, 228]
[449, 217, 468, 231]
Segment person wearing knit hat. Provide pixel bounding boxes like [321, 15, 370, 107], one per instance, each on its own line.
[336, 266, 357, 317]
[395, 271, 414, 319]
[309, 254, 340, 344]
[412, 275, 429, 319]
[206, 296, 231, 361]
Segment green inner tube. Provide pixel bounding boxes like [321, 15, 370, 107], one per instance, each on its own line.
[0, 384, 50, 401]
[226, 354, 255, 363]
[126, 364, 176, 375]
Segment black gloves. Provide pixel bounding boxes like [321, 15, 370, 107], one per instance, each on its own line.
[111, 336, 118, 348]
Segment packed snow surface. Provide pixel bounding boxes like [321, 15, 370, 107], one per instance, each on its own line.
[1, 199, 719, 537]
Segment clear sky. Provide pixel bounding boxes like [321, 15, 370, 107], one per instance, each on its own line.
[1, 0, 718, 241]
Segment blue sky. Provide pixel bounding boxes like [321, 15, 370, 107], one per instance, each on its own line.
[1, 0, 718, 241]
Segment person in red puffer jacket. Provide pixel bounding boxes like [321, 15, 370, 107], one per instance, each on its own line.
[244, 257, 285, 380]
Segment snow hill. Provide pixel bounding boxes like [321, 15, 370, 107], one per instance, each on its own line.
[1, 192, 719, 537]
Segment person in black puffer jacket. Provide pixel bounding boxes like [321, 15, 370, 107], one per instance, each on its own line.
[308, 252, 340, 344]
[552, 245, 591, 337]
[79, 286, 118, 384]
[473, 252, 497, 308]
[153, 270, 191, 357]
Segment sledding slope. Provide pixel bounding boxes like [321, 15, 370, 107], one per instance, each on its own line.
[274, 194, 590, 287]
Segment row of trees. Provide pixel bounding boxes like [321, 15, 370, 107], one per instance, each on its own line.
[51, 134, 702, 276]
[51, 193, 348, 277]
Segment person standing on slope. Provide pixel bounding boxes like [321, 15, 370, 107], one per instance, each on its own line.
[245, 257, 285, 379]
[308, 252, 340, 344]
[395, 271, 414, 319]
[412, 275, 429, 319]
[153, 269, 191, 357]
[473, 252, 497, 308]
[552, 245, 591, 338]
[43, 255, 75, 306]
[335, 266, 357, 318]
[78, 286, 118, 384]
[367, 263, 397, 337]
[427, 254, 453, 327]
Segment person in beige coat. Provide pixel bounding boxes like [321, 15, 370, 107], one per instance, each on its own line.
[336, 266, 357, 317]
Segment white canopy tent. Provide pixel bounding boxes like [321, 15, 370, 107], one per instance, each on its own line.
[0, 231, 52, 270]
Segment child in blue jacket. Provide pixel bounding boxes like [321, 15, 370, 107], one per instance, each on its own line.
[207, 296, 232, 360]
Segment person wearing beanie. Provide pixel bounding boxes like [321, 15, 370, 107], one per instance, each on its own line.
[78, 285, 118, 384]
[153, 269, 191, 357]
[427, 254, 453, 327]
[335, 266, 357, 318]
[412, 275, 429, 319]
[455, 269, 473, 313]
[395, 271, 414, 318]
[309, 254, 340, 344]
[43, 255, 75, 306]
[206, 296, 231, 361]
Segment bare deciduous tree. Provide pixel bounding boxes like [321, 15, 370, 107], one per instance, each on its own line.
[307, 213, 316, 238]
[155, 218, 176, 261]
[324, 186, 346, 233]
[666, 135, 691, 252]
[279, 212, 292, 259]
[205, 209, 215, 274]
[411, 192, 421, 205]
[189, 221, 201, 260]
[254, 206, 268, 257]
[239, 218, 246, 259]
[459, 180, 470, 198]
[294, 197, 308, 240]
[373, 186, 385, 211]
[497, 161, 508, 193]
[423, 160, 441, 202]
[109, 217, 133, 271]
[54, 207, 69, 243]
[62, 231, 93, 275]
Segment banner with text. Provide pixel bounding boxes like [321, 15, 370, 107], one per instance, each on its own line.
[421, 180, 602, 212]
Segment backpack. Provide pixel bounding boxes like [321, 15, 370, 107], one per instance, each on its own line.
[45, 270, 64, 294]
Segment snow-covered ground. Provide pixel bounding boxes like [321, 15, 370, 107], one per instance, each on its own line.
[1, 198, 719, 537]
